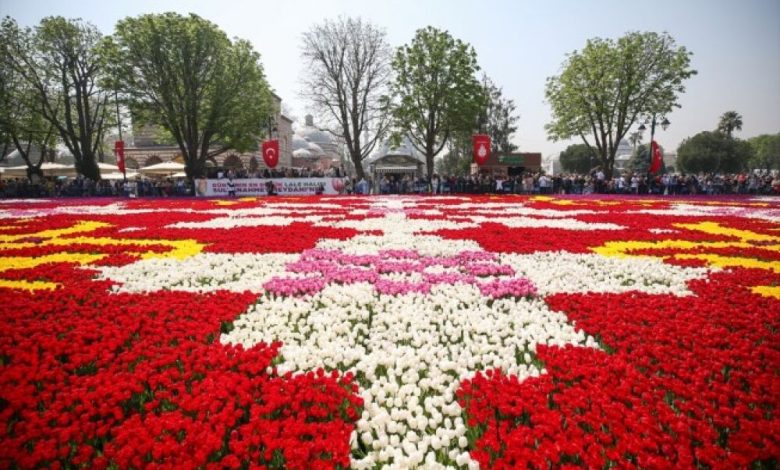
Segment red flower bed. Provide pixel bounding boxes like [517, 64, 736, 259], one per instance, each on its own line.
[457, 268, 780, 469]
[0, 264, 361, 469]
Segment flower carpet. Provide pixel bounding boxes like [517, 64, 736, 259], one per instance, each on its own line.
[0, 195, 778, 469]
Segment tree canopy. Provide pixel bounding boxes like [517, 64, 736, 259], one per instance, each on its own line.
[558, 143, 597, 174]
[1, 16, 111, 180]
[747, 133, 780, 171]
[106, 13, 273, 179]
[676, 131, 752, 174]
[301, 16, 391, 180]
[481, 76, 519, 156]
[387, 26, 485, 181]
[717, 111, 743, 138]
[545, 31, 695, 178]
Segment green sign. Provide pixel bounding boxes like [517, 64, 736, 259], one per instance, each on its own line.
[498, 155, 524, 164]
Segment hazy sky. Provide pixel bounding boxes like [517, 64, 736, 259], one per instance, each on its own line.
[2, 0, 779, 158]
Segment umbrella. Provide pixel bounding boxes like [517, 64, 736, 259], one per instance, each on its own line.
[138, 161, 185, 176]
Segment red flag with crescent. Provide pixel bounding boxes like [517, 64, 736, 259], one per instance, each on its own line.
[473, 134, 491, 166]
[114, 140, 126, 174]
[649, 140, 662, 174]
[262, 140, 280, 169]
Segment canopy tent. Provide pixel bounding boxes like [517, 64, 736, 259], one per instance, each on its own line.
[101, 171, 141, 180]
[98, 162, 120, 172]
[0, 162, 76, 178]
[138, 161, 185, 176]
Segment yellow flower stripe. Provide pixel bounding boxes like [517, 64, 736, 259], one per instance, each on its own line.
[0, 220, 111, 244]
[592, 240, 754, 258]
[0, 253, 106, 273]
[0, 279, 58, 292]
[39, 236, 204, 261]
[593, 221, 780, 299]
[0, 220, 205, 291]
[752, 285, 780, 299]
[674, 221, 779, 243]
[673, 254, 780, 273]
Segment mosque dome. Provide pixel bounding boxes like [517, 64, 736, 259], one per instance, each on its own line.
[292, 135, 309, 151]
[297, 114, 334, 145]
[293, 148, 313, 159]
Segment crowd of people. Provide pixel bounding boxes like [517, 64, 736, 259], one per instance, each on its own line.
[0, 175, 191, 198]
[369, 170, 780, 196]
[1, 168, 778, 199]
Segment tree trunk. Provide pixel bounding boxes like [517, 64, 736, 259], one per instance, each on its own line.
[350, 148, 365, 180]
[77, 156, 100, 181]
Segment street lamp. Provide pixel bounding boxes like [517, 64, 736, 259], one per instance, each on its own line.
[637, 116, 670, 146]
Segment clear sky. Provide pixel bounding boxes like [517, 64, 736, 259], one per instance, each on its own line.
[2, 0, 779, 159]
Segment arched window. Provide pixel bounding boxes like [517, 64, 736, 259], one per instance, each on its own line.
[223, 154, 244, 171]
[144, 155, 163, 167]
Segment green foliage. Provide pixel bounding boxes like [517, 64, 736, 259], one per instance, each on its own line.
[107, 13, 273, 178]
[677, 131, 753, 173]
[559, 143, 596, 174]
[0, 29, 57, 179]
[717, 111, 743, 138]
[747, 133, 780, 170]
[481, 76, 519, 155]
[388, 26, 486, 180]
[628, 143, 666, 174]
[435, 130, 473, 177]
[545, 31, 695, 178]
[1, 16, 111, 180]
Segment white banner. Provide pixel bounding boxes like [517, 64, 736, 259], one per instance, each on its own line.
[195, 177, 347, 197]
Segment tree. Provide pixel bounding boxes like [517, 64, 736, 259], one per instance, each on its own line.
[301, 16, 391, 180]
[1, 16, 112, 180]
[436, 129, 473, 177]
[717, 111, 743, 138]
[545, 31, 695, 178]
[0, 61, 58, 180]
[747, 133, 780, 170]
[481, 76, 519, 156]
[676, 131, 753, 173]
[628, 142, 666, 174]
[559, 143, 596, 174]
[387, 26, 486, 181]
[107, 13, 273, 180]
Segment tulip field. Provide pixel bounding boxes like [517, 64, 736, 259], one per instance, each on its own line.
[0, 195, 778, 469]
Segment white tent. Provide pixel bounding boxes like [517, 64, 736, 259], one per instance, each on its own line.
[101, 171, 141, 180]
[0, 162, 76, 177]
[98, 162, 120, 172]
[138, 161, 185, 176]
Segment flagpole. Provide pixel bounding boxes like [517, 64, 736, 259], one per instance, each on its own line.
[639, 115, 670, 193]
[115, 89, 126, 182]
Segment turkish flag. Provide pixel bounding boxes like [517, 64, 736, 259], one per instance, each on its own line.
[649, 140, 663, 174]
[114, 140, 125, 174]
[262, 139, 280, 169]
[473, 134, 491, 166]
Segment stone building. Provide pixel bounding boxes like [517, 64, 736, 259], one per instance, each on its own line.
[123, 92, 294, 174]
[291, 115, 342, 172]
[365, 137, 426, 181]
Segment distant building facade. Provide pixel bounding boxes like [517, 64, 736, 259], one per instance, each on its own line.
[291, 115, 342, 172]
[123, 92, 294, 174]
[366, 137, 426, 182]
